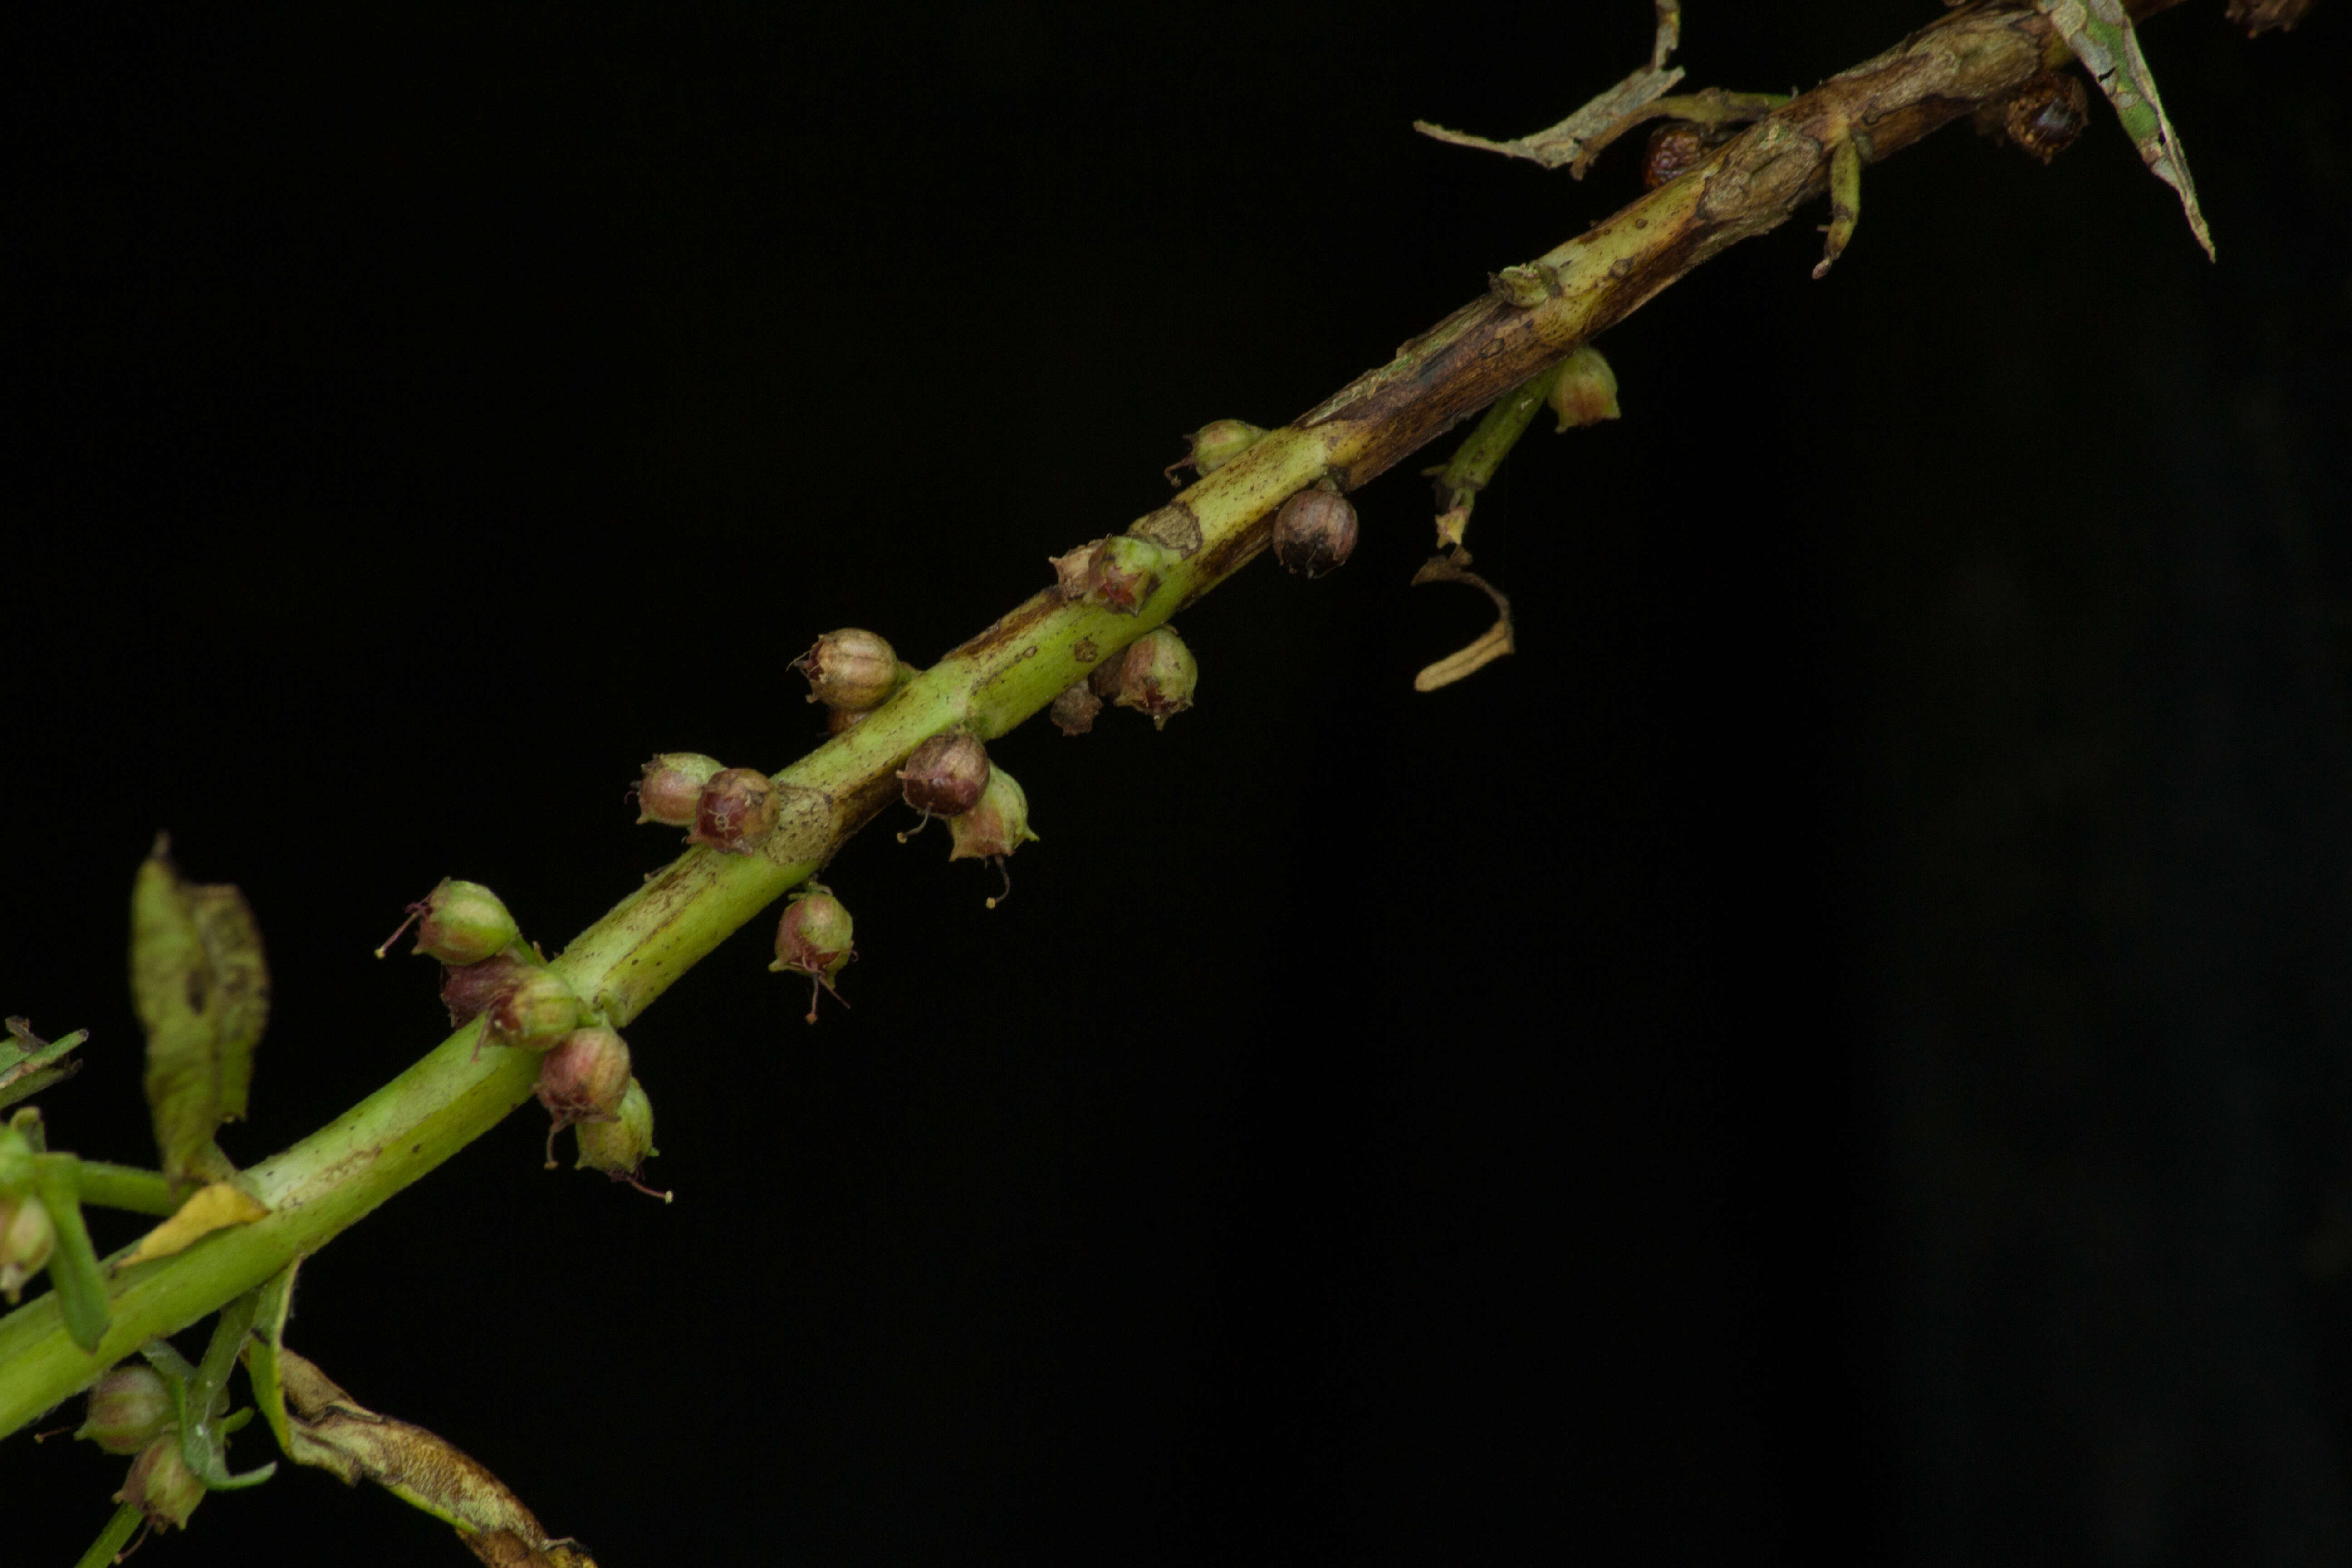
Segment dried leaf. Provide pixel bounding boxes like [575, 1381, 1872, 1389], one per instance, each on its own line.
[273, 1347, 598, 1568]
[1416, 63, 1684, 172]
[117, 1181, 271, 1269]
[2036, 0, 2214, 259]
[130, 838, 270, 1181]
[0, 1017, 87, 1112]
[1411, 557, 1518, 691]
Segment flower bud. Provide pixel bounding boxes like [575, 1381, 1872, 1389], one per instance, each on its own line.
[536, 1027, 633, 1166]
[79, 1365, 174, 1455]
[633, 752, 724, 828]
[689, 767, 780, 854]
[1165, 418, 1266, 484]
[1049, 683, 1102, 737]
[794, 627, 901, 710]
[1547, 345, 1620, 430]
[1049, 536, 1173, 614]
[117, 1435, 205, 1530]
[896, 731, 990, 829]
[439, 951, 529, 1027]
[948, 766, 1039, 907]
[485, 970, 581, 1052]
[772, 886, 855, 1022]
[0, 1191, 55, 1303]
[1272, 490, 1359, 579]
[576, 1078, 668, 1200]
[1106, 627, 1199, 729]
[378, 879, 520, 965]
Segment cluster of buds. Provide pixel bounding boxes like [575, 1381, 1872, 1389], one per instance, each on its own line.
[772, 884, 856, 1023]
[438, 952, 583, 1056]
[632, 753, 781, 856]
[1050, 535, 1175, 615]
[1162, 418, 1266, 485]
[1272, 489, 1359, 579]
[888, 730, 1037, 904]
[79, 1363, 201, 1531]
[795, 627, 903, 713]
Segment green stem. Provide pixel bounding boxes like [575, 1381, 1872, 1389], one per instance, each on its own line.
[1430, 363, 1566, 549]
[74, 1162, 178, 1217]
[0, 0, 2184, 1440]
[72, 1503, 142, 1568]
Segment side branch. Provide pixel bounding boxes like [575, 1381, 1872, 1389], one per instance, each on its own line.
[0, 0, 2190, 1437]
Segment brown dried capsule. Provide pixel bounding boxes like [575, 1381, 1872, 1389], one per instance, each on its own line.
[896, 730, 990, 836]
[794, 627, 901, 710]
[1049, 683, 1102, 737]
[439, 951, 529, 1027]
[1272, 490, 1359, 579]
[1642, 121, 1726, 190]
[536, 1026, 633, 1166]
[1999, 73, 2091, 164]
[1106, 627, 1198, 729]
[634, 752, 724, 827]
[689, 767, 779, 853]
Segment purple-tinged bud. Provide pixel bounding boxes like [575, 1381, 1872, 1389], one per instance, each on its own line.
[689, 768, 780, 854]
[536, 1027, 633, 1166]
[948, 766, 1039, 908]
[116, 1435, 205, 1531]
[772, 886, 855, 1023]
[576, 1078, 668, 1200]
[1272, 490, 1360, 579]
[1547, 345, 1620, 431]
[0, 1192, 54, 1303]
[1164, 418, 1266, 485]
[1049, 683, 1102, 737]
[1049, 536, 1174, 614]
[1106, 627, 1199, 730]
[794, 628, 902, 711]
[377, 879, 520, 965]
[439, 951, 529, 1027]
[484, 970, 581, 1053]
[78, 1365, 174, 1455]
[634, 752, 724, 828]
[896, 731, 990, 834]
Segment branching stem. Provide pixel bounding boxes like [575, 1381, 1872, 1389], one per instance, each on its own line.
[0, 0, 2200, 1439]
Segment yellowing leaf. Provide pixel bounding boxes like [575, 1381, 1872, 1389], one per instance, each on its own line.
[118, 1181, 270, 1269]
[130, 838, 271, 1181]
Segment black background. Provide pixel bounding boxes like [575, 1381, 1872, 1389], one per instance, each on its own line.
[6, 2, 2352, 1563]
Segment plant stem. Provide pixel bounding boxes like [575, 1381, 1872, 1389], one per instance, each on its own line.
[72, 1503, 142, 1568]
[0, 0, 2203, 1439]
[74, 1163, 178, 1217]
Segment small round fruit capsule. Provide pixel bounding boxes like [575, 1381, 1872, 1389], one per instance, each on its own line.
[484, 970, 581, 1053]
[2000, 72, 2091, 163]
[377, 879, 521, 965]
[1049, 536, 1173, 614]
[576, 1078, 669, 1201]
[117, 1435, 205, 1531]
[439, 951, 529, 1028]
[772, 886, 856, 1023]
[794, 628, 901, 711]
[948, 766, 1039, 908]
[78, 1365, 174, 1455]
[536, 1026, 633, 1166]
[896, 731, 990, 837]
[1642, 121, 1721, 190]
[0, 1192, 54, 1303]
[1272, 490, 1359, 579]
[1547, 345, 1620, 430]
[689, 767, 780, 854]
[1107, 627, 1199, 729]
[634, 752, 724, 828]
[1164, 418, 1267, 484]
[1049, 683, 1102, 737]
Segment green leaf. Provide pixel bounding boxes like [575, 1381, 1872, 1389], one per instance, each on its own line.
[240, 1259, 301, 1458]
[0, 1018, 88, 1113]
[2037, 0, 2214, 260]
[129, 838, 270, 1184]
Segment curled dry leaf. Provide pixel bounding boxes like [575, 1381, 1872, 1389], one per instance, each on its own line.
[1411, 556, 1517, 692]
[270, 1345, 598, 1568]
